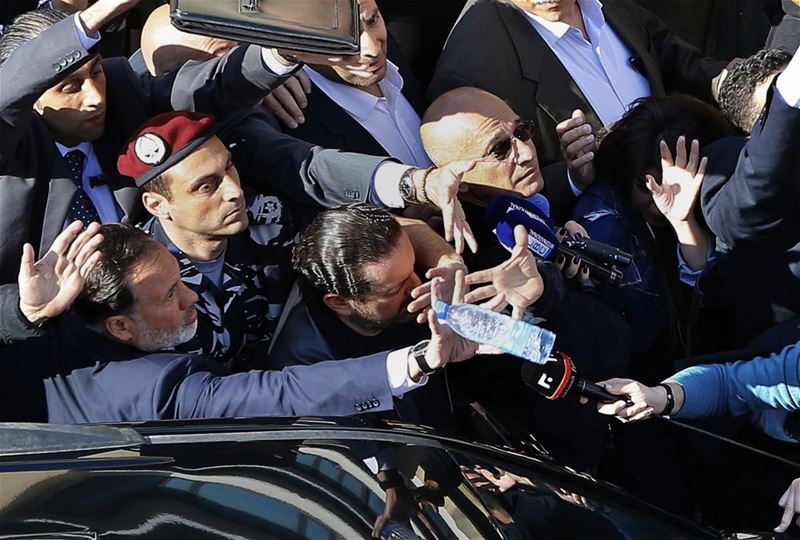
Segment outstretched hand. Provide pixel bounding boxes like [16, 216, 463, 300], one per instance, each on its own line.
[18, 221, 103, 325]
[556, 109, 596, 190]
[422, 161, 478, 255]
[646, 137, 707, 224]
[463, 224, 543, 319]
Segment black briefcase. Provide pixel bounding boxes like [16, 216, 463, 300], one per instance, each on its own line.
[169, 0, 360, 56]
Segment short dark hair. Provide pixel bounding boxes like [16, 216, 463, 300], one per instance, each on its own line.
[140, 172, 172, 199]
[73, 224, 161, 324]
[0, 9, 68, 67]
[292, 204, 403, 306]
[718, 48, 792, 133]
[596, 94, 734, 199]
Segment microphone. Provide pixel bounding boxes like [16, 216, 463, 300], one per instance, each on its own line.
[521, 351, 631, 404]
[485, 196, 628, 285]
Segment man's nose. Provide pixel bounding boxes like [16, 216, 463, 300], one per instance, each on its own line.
[221, 173, 243, 201]
[82, 79, 104, 109]
[359, 30, 381, 59]
[515, 139, 537, 166]
[179, 282, 199, 309]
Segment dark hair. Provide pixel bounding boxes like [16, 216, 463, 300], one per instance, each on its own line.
[73, 223, 161, 324]
[140, 173, 172, 199]
[718, 48, 792, 133]
[0, 9, 68, 67]
[292, 203, 403, 306]
[596, 94, 734, 198]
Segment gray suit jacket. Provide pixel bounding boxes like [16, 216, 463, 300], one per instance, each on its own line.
[0, 314, 394, 423]
[0, 16, 288, 343]
[430, 0, 725, 174]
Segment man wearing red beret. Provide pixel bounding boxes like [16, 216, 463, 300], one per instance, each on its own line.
[119, 111, 466, 369]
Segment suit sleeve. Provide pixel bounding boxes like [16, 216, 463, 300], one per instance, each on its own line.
[0, 16, 91, 166]
[672, 343, 800, 419]
[169, 353, 395, 419]
[701, 88, 800, 251]
[0, 284, 48, 345]
[638, 5, 726, 102]
[223, 111, 386, 207]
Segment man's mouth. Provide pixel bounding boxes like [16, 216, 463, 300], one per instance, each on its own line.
[85, 110, 106, 125]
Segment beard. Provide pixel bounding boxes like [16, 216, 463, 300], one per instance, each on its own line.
[132, 311, 199, 352]
[349, 298, 416, 333]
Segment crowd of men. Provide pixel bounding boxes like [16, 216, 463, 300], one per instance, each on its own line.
[2, 0, 800, 534]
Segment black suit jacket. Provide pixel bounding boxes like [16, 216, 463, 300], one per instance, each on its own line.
[701, 86, 800, 343]
[430, 0, 726, 169]
[288, 38, 428, 159]
[0, 16, 289, 343]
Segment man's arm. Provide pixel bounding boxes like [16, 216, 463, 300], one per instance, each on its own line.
[702, 46, 800, 251]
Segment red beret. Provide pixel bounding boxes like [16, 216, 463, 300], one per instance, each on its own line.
[118, 111, 216, 187]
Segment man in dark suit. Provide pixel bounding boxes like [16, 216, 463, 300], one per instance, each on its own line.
[0, 223, 487, 424]
[281, 0, 431, 168]
[429, 0, 727, 221]
[0, 0, 302, 343]
[701, 44, 800, 346]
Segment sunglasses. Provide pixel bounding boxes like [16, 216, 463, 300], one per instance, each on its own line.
[485, 120, 535, 161]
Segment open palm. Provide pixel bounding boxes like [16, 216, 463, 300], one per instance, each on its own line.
[463, 225, 543, 319]
[646, 137, 708, 223]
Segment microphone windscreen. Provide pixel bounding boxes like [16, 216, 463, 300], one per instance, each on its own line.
[521, 353, 576, 400]
[486, 196, 559, 259]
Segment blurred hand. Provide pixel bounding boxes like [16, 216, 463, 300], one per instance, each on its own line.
[587, 378, 663, 422]
[407, 259, 468, 323]
[776, 478, 800, 533]
[463, 224, 544, 319]
[18, 221, 103, 325]
[261, 71, 312, 129]
[646, 137, 707, 224]
[555, 221, 592, 283]
[421, 162, 477, 254]
[556, 110, 596, 190]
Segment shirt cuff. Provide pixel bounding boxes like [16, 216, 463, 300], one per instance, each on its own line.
[676, 237, 716, 288]
[776, 46, 800, 108]
[261, 48, 299, 76]
[566, 169, 584, 198]
[73, 13, 100, 50]
[386, 346, 428, 397]
[373, 161, 411, 209]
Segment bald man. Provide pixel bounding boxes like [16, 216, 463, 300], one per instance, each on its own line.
[421, 86, 589, 224]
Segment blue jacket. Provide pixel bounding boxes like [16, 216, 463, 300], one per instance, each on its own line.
[672, 342, 800, 423]
[0, 315, 394, 424]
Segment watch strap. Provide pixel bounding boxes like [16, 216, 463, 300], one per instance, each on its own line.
[411, 339, 436, 375]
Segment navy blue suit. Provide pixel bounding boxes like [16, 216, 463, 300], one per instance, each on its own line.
[0, 316, 394, 424]
[701, 86, 800, 343]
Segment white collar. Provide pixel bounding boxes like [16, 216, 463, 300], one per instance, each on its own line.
[304, 60, 404, 123]
[522, 0, 605, 41]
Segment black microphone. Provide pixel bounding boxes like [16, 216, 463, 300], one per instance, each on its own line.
[521, 352, 631, 405]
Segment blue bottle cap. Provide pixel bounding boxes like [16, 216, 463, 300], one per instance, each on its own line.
[433, 301, 450, 320]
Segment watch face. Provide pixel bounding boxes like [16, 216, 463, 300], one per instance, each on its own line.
[399, 171, 414, 202]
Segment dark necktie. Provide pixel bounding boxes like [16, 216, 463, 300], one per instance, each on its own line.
[64, 149, 101, 224]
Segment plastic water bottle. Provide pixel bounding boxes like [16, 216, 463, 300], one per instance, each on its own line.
[434, 301, 555, 364]
[381, 522, 422, 539]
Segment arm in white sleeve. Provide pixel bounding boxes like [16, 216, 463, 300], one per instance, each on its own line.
[386, 346, 428, 396]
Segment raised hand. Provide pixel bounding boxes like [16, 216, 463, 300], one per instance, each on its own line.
[407, 259, 469, 324]
[556, 110, 596, 190]
[18, 221, 103, 325]
[261, 71, 312, 129]
[463, 224, 543, 319]
[420, 161, 478, 255]
[646, 137, 708, 224]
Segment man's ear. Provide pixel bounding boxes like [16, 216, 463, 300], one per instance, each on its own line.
[323, 293, 355, 317]
[141, 189, 170, 220]
[104, 314, 136, 344]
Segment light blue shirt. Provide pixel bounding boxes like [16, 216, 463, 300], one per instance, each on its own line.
[56, 141, 123, 225]
[522, 0, 651, 127]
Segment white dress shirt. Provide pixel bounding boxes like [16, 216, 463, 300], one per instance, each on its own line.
[304, 61, 433, 168]
[523, 0, 651, 127]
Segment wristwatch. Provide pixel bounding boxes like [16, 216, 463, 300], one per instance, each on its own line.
[410, 339, 436, 375]
[398, 167, 418, 205]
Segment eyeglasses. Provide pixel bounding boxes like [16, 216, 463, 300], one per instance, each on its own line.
[485, 120, 535, 161]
